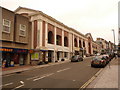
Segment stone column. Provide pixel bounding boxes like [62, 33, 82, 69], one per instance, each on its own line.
[54, 27, 57, 62]
[38, 20, 43, 47]
[45, 22, 48, 47]
[31, 21, 34, 49]
[62, 30, 64, 59]
[73, 34, 74, 55]
[78, 37, 79, 48]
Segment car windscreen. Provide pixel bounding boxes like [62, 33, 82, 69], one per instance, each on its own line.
[92, 57, 101, 60]
[72, 56, 78, 59]
[101, 56, 106, 60]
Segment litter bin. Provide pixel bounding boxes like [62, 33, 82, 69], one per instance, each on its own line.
[61, 59, 65, 61]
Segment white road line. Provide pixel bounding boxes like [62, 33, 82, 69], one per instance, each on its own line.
[12, 85, 24, 90]
[57, 68, 70, 73]
[26, 76, 39, 80]
[0, 82, 13, 87]
[33, 76, 46, 81]
[46, 73, 54, 77]
[33, 73, 54, 81]
[3, 74, 15, 77]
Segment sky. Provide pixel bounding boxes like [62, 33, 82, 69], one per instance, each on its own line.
[0, 0, 119, 44]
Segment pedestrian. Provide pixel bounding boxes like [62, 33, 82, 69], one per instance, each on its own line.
[6, 53, 11, 67]
[115, 53, 117, 59]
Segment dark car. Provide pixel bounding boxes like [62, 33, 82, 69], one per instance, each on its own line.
[71, 55, 83, 62]
[102, 55, 110, 64]
[91, 56, 107, 67]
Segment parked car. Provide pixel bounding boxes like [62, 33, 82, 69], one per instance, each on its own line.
[91, 56, 107, 67]
[109, 53, 114, 60]
[102, 55, 110, 64]
[71, 55, 83, 62]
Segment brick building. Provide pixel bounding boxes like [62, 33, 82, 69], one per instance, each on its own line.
[0, 7, 31, 67]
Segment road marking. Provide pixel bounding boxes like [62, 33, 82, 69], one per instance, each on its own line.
[73, 80, 76, 82]
[26, 76, 39, 80]
[33, 73, 54, 81]
[3, 74, 15, 77]
[80, 68, 103, 89]
[0, 82, 13, 88]
[12, 85, 24, 90]
[12, 81, 24, 90]
[57, 68, 70, 73]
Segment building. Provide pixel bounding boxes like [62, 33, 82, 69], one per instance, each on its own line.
[96, 38, 114, 54]
[85, 33, 101, 55]
[15, 7, 97, 65]
[0, 7, 31, 67]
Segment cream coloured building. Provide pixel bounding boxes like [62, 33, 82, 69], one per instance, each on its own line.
[15, 7, 98, 65]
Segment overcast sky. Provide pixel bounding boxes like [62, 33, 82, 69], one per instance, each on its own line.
[0, 0, 119, 44]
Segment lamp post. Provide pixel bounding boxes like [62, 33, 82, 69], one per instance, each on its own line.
[112, 29, 116, 52]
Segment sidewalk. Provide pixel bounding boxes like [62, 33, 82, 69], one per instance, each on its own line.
[87, 57, 119, 89]
[1, 60, 70, 75]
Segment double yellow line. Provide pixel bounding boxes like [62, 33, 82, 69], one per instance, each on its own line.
[79, 68, 103, 89]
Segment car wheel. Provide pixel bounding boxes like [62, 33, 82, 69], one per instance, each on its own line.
[91, 64, 94, 67]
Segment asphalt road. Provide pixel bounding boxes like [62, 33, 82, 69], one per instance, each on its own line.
[2, 57, 101, 89]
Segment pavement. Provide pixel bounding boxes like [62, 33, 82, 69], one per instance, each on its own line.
[86, 57, 119, 89]
[1, 60, 70, 75]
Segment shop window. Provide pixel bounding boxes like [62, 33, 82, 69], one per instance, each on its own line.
[3, 19, 11, 33]
[19, 24, 26, 37]
[64, 52, 68, 58]
[64, 37, 68, 47]
[56, 35, 61, 45]
[31, 53, 39, 60]
[48, 31, 54, 44]
[74, 38, 77, 47]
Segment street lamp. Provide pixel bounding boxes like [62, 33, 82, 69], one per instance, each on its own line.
[112, 29, 116, 52]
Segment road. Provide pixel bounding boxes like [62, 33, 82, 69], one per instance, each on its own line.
[2, 57, 101, 89]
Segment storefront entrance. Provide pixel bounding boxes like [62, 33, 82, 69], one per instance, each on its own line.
[75, 51, 79, 55]
[48, 50, 53, 62]
[1, 47, 28, 68]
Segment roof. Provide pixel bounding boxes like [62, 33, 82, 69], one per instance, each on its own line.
[85, 33, 94, 41]
[15, 6, 87, 39]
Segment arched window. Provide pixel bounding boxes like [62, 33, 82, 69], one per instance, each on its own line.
[83, 41, 85, 47]
[64, 37, 68, 47]
[48, 31, 54, 44]
[74, 38, 77, 47]
[56, 35, 61, 45]
[79, 40, 82, 48]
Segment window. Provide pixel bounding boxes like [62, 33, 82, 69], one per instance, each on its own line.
[64, 37, 68, 47]
[79, 40, 82, 48]
[48, 31, 54, 44]
[74, 38, 77, 47]
[19, 24, 26, 36]
[3, 19, 11, 33]
[56, 35, 61, 45]
[83, 41, 85, 47]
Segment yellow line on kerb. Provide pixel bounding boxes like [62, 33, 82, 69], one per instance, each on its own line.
[79, 68, 103, 89]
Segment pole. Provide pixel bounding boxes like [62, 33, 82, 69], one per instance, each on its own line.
[112, 29, 115, 52]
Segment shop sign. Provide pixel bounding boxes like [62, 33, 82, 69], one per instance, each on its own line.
[0, 48, 13, 52]
[31, 53, 39, 60]
[14, 49, 28, 53]
[0, 47, 28, 53]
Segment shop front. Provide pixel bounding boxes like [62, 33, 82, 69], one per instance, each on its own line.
[0, 47, 28, 68]
[30, 49, 48, 65]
